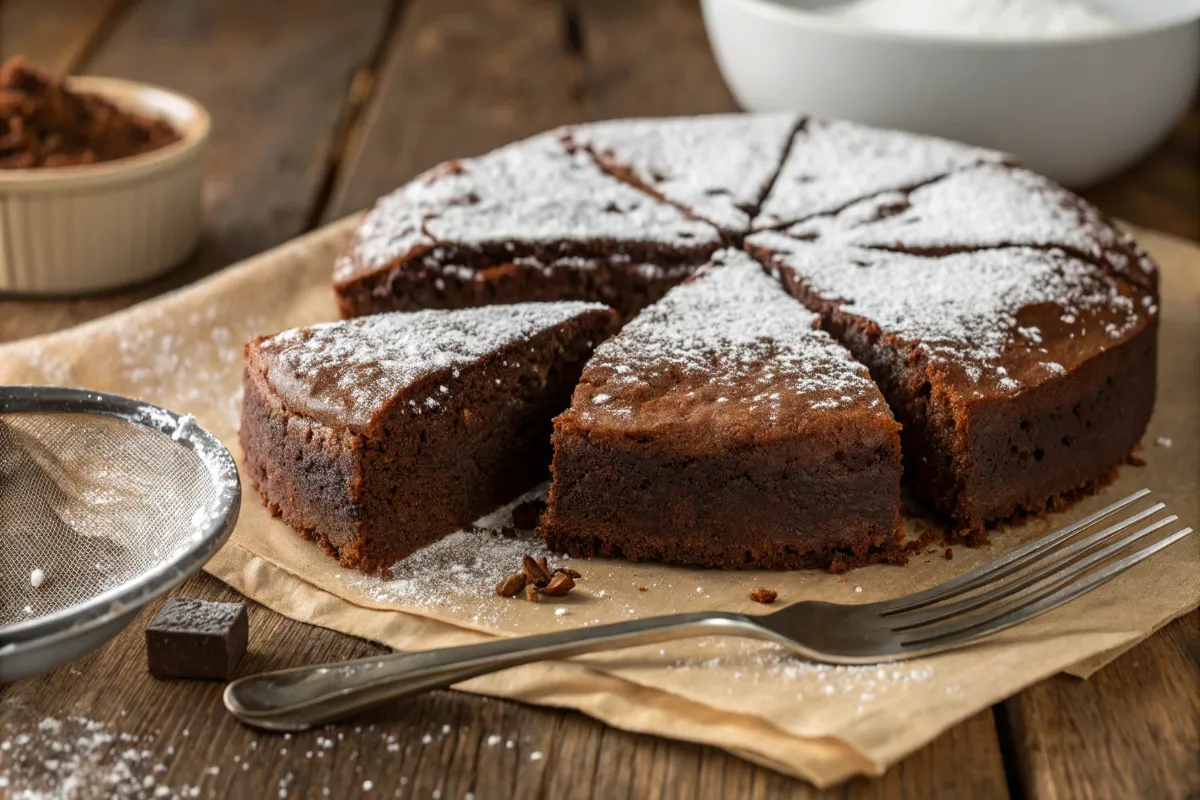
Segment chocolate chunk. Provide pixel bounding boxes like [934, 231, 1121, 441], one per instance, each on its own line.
[145, 597, 248, 680]
[554, 567, 582, 579]
[523, 583, 541, 603]
[521, 554, 551, 587]
[749, 588, 777, 605]
[541, 573, 575, 597]
[510, 499, 546, 531]
[495, 573, 527, 598]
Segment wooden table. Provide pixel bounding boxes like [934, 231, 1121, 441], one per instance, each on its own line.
[1, 2, 1197, 797]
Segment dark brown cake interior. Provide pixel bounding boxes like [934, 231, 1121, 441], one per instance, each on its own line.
[242, 303, 619, 575]
[542, 250, 904, 569]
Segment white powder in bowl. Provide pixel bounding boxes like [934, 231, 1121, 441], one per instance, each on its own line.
[820, 0, 1118, 39]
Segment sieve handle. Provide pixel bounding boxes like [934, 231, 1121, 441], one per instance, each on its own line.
[223, 611, 763, 731]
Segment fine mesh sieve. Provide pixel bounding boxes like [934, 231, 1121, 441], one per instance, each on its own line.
[0, 386, 240, 682]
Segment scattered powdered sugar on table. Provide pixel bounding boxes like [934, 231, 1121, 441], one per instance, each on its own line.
[0, 715, 180, 799]
[338, 131, 720, 283]
[573, 249, 883, 424]
[1155, 436, 1172, 448]
[566, 112, 800, 233]
[819, 0, 1117, 39]
[756, 118, 1006, 229]
[750, 235, 1142, 390]
[256, 302, 609, 430]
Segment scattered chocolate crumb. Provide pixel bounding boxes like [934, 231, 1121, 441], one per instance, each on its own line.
[541, 573, 575, 597]
[0, 56, 180, 169]
[510, 499, 547, 531]
[554, 567, 582, 579]
[521, 554, 551, 587]
[523, 583, 541, 603]
[637, 586, 648, 592]
[749, 588, 777, 605]
[944, 547, 953, 560]
[495, 573, 527, 598]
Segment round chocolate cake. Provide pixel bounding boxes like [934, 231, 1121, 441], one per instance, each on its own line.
[245, 113, 1157, 573]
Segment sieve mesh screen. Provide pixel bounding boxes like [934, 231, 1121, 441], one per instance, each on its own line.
[0, 411, 223, 629]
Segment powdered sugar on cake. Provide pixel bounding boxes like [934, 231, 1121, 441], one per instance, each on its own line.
[749, 235, 1143, 391]
[754, 118, 1007, 230]
[785, 164, 1155, 279]
[574, 249, 883, 425]
[566, 113, 801, 234]
[257, 302, 608, 429]
[335, 133, 720, 284]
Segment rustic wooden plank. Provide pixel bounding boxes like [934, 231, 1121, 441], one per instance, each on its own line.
[572, 0, 738, 119]
[325, 0, 589, 221]
[0, 570, 1010, 799]
[0, 0, 126, 76]
[0, 0, 393, 344]
[1003, 612, 1200, 800]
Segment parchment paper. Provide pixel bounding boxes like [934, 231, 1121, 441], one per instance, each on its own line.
[1, 219, 1196, 787]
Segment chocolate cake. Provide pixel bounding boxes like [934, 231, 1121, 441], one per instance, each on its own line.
[745, 237, 1157, 535]
[753, 118, 1008, 230]
[542, 250, 903, 569]
[563, 113, 801, 235]
[298, 112, 1159, 569]
[333, 134, 722, 320]
[241, 302, 619, 575]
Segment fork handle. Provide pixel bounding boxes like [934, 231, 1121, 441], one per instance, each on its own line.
[224, 611, 763, 730]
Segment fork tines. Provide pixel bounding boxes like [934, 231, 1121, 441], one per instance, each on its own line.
[878, 490, 1193, 652]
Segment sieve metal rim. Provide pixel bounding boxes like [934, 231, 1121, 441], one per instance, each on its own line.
[0, 385, 241, 643]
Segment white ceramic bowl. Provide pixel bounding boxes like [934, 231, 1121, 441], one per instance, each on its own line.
[701, 0, 1200, 187]
[0, 76, 209, 295]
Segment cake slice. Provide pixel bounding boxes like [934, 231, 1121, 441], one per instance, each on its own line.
[782, 164, 1157, 289]
[753, 118, 1008, 230]
[745, 235, 1158, 535]
[563, 113, 802, 235]
[334, 133, 722, 321]
[542, 249, 903, 570]
[241, 302, 620, 575]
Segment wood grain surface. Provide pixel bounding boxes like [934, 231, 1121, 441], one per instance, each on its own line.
[0, 1, 1197, 797]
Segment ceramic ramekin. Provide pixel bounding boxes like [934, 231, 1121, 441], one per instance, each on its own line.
[0, 76, 210, 295]
[701, 0, 1200, 187]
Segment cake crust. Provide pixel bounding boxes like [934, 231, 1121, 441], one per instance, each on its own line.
[542, 250, 904, 569]
[241, 302, 619, 574]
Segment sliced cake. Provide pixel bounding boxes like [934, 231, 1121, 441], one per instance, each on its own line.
[542, 249, 903, 570]
[333, 134, 722, 321]
[745, 236, 1158, 535]
[563, 112, 802, 235]
[241, 302, 620, 575]
[753, 118, 1009, 230]
[782, 164, 1157, 289]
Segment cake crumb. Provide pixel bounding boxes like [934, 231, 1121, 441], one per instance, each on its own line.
[749, 588, 777, 604]
[637, 586, 648, 592]
[944, 547, 953, 560]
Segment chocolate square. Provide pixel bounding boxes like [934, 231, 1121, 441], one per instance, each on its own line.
[145, 597, 248, 680]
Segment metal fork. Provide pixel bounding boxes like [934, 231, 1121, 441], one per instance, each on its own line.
[223, 490, 1191, 731]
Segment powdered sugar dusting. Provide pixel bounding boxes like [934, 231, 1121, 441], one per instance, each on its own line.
[786, 165, 1148, 278]
[256, 302, 608, 430]
[567, 113, 801, 233]
[344, 486, 556, 627]
[755, 118, 1007, 229]
[750, 235, 1142, 391]
[336, 133, 720, 284]
[571, 249, 883, 426]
